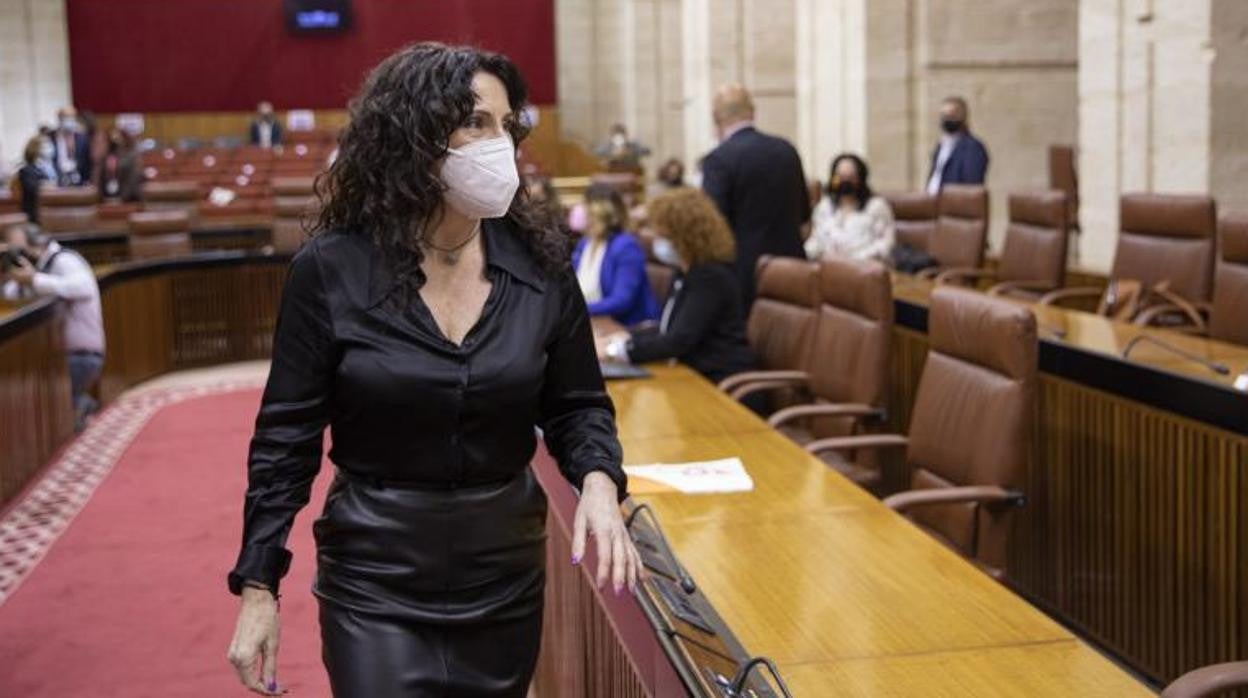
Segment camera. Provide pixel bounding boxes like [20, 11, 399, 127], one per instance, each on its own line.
[1, 248, 25, 273]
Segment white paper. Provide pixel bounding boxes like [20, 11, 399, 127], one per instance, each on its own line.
[623, 457, 754, 494]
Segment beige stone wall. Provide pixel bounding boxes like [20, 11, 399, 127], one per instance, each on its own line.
[0, 0, 71, 172]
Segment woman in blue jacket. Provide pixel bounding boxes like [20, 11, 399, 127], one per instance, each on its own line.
[571, 184, 660, 326]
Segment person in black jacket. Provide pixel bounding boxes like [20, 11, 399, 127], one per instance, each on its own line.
[599, 187, 759, 403]
[701, 84, 810, 309]
[248, 101, 284, 148]
[925, 95, 989, 194]
[14, 136, 52, 223]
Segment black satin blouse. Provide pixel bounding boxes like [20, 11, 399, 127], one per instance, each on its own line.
[227, 221, 627, 595]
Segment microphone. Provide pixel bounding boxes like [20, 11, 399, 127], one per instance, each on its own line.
[1121, 334, 1230, 376]
[719, 656, 793, 698]
[625, 503, 695, 594]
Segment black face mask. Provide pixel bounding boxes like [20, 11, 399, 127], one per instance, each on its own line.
[834, 180, 859, 198]
[941, 118, 964, 134]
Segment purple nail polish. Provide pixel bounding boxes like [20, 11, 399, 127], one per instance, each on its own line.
[267, 680, 277, 692]
[571, 554, 581, 565]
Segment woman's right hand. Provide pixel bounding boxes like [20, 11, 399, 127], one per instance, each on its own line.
[227, 586, 284, 695]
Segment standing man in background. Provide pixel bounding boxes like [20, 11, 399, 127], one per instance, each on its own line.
[926, 95, 989, 194]
[700, 84, 809, 309]
[249, 101, 283, 148]
[51, 106, 92, 187]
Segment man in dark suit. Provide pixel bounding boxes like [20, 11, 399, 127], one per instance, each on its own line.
[51, 106, 92, 187]
[701, 84, 810, 309]
[926, 96, 989, 194]
[249, 101, 283, 148]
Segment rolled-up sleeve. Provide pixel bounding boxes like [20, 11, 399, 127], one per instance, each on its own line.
[227, 243, 337, 595]
[539, 272, 628, 502]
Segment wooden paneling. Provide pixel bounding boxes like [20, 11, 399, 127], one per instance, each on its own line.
[0, 303, 74, 505]
[1, 255, 289, 507]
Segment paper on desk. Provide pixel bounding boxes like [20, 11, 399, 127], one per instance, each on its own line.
[623, 458, 754, 495]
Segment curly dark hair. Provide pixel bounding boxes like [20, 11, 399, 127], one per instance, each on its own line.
[313, 42, 569, 301]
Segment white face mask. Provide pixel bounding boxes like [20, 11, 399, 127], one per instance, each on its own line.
[653, 237, 683, 267]
[39, 142, 55, 160]
[439, 135, 519, 220]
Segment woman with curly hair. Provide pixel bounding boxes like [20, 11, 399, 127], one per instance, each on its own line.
[225, 43, 639, 697]
[599, 188, 758, 389]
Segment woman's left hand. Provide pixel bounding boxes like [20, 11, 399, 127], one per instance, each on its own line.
[571, 471, 643, 595]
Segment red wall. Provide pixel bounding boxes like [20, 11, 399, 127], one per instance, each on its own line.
[66, 0, 557, 112]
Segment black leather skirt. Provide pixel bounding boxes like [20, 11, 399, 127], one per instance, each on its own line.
[311, 466, 548, 697]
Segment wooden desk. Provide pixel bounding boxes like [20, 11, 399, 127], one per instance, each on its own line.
[533, 362, 1147, 696]
[888, 273, 1248, 687]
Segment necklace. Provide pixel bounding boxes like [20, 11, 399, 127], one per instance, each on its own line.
[421, 222, 481, 265]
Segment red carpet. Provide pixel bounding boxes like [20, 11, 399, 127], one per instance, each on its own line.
[0, 388, 334, 697]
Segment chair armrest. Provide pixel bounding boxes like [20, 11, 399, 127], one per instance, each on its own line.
[717, 370, 810, 394]
[805, 434, 908, 457]
[1134, 288, 1208, 333]
[935, 267, 995, 286]
[768, 403, 886, 429]
[1162, 661, 1248, 698]
[1037, 286, 1101, 307]
[987, 279, 1056, 297]
[883, 485, 1026, 513]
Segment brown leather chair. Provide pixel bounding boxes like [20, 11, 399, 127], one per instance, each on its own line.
[1040, 193, 1216, 330]
[717, 256, 820, 398]
[758, 257, 894, 489]
[807, 286, 1036, 579]
[270, 176, 318, 253]
[38, 186, 99, 233]
[937, 190, 1069, 299]
[918, 185, 989, 277]
[1162, 661, 1248, 698]
[0, 212, 29, 231]
[142, 180, 201, 218]
[1209, 213, 1248, 346]
[883, 191, 938, 253]
[128, 210, 193, 260]
[634, 232, 677, 305]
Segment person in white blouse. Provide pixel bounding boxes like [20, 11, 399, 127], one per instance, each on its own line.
[804, 153, 895, 263]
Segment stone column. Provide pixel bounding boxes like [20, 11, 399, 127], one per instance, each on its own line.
[0, 0, 71, 169]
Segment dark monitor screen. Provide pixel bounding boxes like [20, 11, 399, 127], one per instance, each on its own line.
[284, 0, 353, 35]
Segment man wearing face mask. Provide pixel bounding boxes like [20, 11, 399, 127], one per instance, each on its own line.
[926, 95, 989, 195]
[594, 123, 650, 171]
[51, 106, 92, 187]
[2, 223, 105, 431]
[249, 101, 284, 148]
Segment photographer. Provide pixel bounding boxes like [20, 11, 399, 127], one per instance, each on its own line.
[3, 223, 105, 431]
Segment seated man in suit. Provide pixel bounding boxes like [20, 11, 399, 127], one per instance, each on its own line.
[249, 101, 284, 148]
[925, 95, 989, 194]
[700, 84, 810, 310]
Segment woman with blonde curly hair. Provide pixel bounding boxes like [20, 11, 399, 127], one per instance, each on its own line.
[599, 187, 758, 390]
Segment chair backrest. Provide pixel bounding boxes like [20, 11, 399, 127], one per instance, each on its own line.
[270, 176, 316, 197]
[747, 256, 820, 371]
[271, 195, 316, 253]
[807, 256, 893, 409]
[884, 191, 938, 252]
[997, 190, 1069, 291]
[128, 210, 192, 260]
[905, 286, 1037, 575]
[1047, 145, 1079, 227]
[1210, 213, 1248, 346]
[142, 180, 201, 217]
[930, 185, 989, 269]
[1113, 194, 1216, 302]
[0, 212, 29, 231]
[38, 186, 99, 233]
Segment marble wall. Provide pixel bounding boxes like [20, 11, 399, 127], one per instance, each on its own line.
[0, 0, 71, 175]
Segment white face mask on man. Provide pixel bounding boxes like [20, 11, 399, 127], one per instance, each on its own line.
[439, 135, 520, 220]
